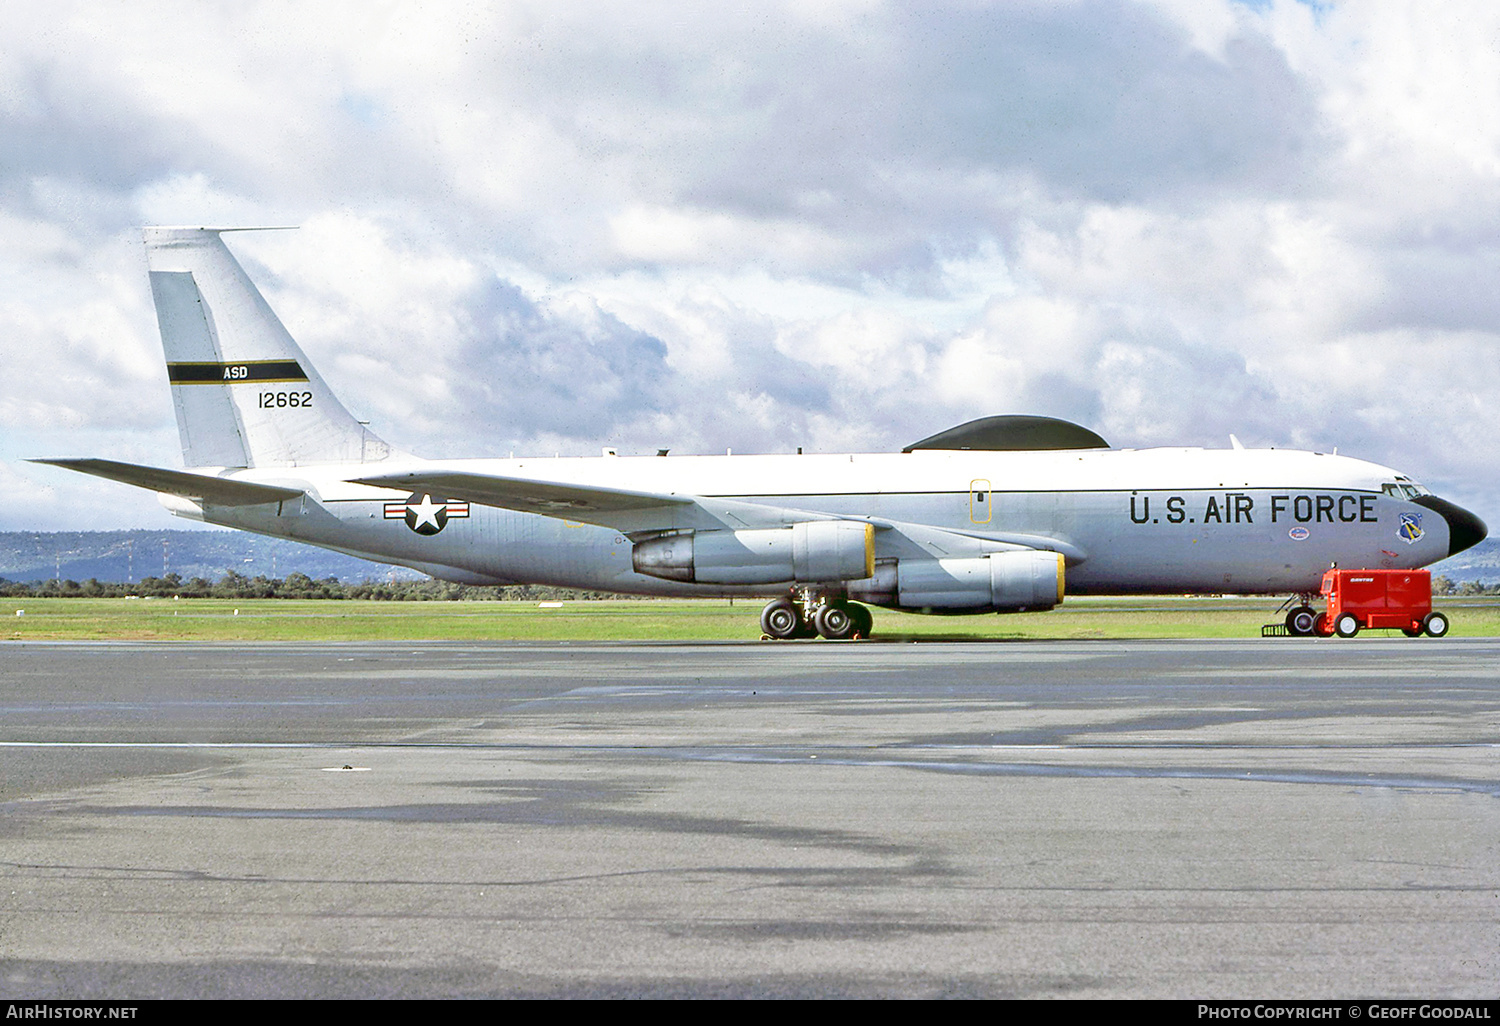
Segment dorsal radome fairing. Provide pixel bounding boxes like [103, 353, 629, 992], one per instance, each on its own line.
[903, 415, 1109, 453]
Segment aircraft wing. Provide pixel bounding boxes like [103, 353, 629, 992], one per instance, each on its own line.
[31, 458, 305, 506]
[351, 469, 1089, 563]
[349, 469, 837, 536]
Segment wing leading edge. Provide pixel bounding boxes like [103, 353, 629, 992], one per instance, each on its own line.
[349, 469, 840, 536]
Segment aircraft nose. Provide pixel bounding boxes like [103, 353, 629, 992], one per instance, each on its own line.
[1412, 495, 1488, 557]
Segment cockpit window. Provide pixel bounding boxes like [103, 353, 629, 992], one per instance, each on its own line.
[1382, 481, 1429, 499]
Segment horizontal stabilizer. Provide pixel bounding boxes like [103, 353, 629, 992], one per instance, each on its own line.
[31, 458, 304, 506]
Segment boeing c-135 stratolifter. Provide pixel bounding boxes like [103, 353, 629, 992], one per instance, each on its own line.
[35, 228, 1488, 639]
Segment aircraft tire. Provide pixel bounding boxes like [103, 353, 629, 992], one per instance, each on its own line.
[1402, 626, 1423, 638]
[1423, 611, 1450, 638]
[814, 601, 857, 640]
[1334, 613, 1360, 638]
[1286, 606, 1318, 636]
[760, 598, 804, 640]
[848, 602, 873, 638]
[1313, 612, 1328, 636]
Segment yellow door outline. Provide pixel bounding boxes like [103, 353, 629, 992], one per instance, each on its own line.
[969, 479, 992, 524]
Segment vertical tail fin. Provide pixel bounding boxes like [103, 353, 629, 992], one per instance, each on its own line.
[145, 227, 393, 468]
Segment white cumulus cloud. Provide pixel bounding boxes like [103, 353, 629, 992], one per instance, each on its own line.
[2, 0, 1497, 530]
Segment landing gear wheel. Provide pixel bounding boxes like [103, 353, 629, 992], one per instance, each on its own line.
[813, 601, 858, 640]
[1286, 605, 1318, 636]
[1334, 613, 1360, 638]
[1402, 626, 1423, 638]
[760, 598, 805, 640]
[847, 602, 873, 639]
[1423, 611, 1450, 638]
[1313, 612, 1328, 636]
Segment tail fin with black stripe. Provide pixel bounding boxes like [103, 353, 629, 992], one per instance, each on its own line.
[145, 227, 392, 467]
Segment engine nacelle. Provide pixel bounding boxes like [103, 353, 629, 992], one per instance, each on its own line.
[633, 522, 874, 585]
[849, 550, 1064, 611]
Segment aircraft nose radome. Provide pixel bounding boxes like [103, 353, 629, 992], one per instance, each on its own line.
[1413, 495, 1488, 557]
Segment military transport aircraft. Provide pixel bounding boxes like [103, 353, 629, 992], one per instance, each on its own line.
[34, 227, 1488, 639]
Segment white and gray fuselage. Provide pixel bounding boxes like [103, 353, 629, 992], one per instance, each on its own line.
[176, 445, 1460, 599]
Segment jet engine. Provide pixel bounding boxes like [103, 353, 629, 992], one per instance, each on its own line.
[848, 550, 1064, 611]
[632, 521, 875, 584]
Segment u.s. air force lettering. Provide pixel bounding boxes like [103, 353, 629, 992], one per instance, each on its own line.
[1129, 493, 1380, 526]
[383, 493, 470, 535]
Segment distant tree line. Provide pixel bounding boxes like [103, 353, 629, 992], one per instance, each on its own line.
[0, 571, 625, 601]
[1431, 576, 1500, 596]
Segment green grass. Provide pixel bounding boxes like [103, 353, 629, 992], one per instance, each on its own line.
[5, 596, 1499, 642]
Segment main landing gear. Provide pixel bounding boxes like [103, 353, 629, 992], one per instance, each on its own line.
[760, 592, 873, 641]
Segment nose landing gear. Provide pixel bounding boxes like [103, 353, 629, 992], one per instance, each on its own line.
[760, 592, 873, 640]
[1285, 601, 1319, 637]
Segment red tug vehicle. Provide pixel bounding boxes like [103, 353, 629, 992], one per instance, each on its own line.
[1272, 568, 1449, 639]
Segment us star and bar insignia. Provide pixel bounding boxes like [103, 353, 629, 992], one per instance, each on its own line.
[384, 492, 470, 535]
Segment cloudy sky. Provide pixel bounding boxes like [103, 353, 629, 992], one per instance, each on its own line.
[3, 0, 1497, 530]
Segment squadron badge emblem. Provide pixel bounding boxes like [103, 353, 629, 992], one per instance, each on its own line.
[1397, 511, 1424, 544]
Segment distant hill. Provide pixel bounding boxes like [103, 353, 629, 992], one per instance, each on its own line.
[0, 530, 424, 585]
[1428, 538, 1500, 585]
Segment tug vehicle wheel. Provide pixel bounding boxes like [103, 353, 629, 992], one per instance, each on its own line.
[1423, 611, 1450, 638]
[1334, 613, 1360, 638]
